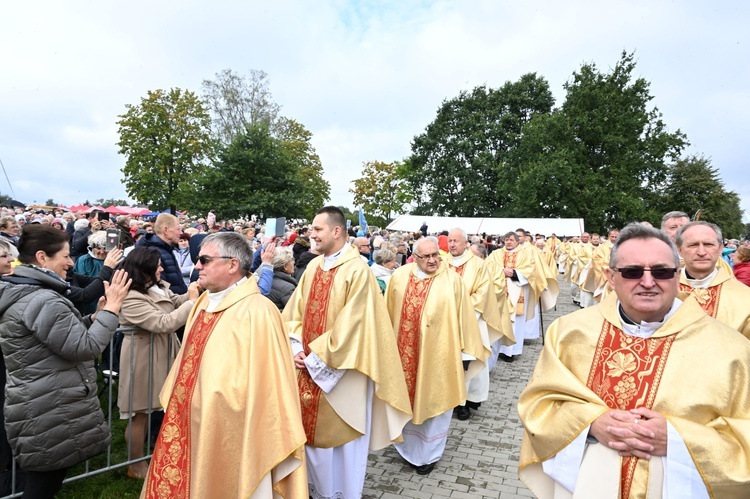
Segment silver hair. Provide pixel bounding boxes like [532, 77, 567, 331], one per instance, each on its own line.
[87, 230, 107, 248]
[271, 246, 294, 271]
[674, 221, 723, 248]
[610, 223, 680, 268]
[202, 232, 253, 274]
[449, 227, 468, 241]
[413, 235, 439, 255]
[375, 247, 396, 265]
[74, 218, 90, 231]
[471, 243, 487, 258]
[660, 211, 689, 229]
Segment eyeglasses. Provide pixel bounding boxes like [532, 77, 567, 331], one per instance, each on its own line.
[613, 267, 678, 280]
[198, 255, 234, 265]
[414, 252, 441, 261]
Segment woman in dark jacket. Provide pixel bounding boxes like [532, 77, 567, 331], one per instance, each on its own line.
[268, 247, 297, 311]
[0, 224, 131, 498]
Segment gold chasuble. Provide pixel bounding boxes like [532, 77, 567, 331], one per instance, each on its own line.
[678, 266, 750, 339]
[385, 262, 489, 424]
[486, 245, 557, 322]
[144, 279, 307, 499]
[283, 245, 412, 450]
[448, 251, 514, 346]
[563, 242, 580, 283]
[591, 241, 614, 303]
[518, 294, 750, 498]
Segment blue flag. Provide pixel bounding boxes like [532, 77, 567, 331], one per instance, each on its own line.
[358, 208, 369, 235]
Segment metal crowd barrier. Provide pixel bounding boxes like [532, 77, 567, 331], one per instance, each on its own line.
[1, 326, 177, 498]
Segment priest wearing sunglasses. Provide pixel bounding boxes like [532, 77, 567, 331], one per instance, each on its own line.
[518, 223, 750, 498]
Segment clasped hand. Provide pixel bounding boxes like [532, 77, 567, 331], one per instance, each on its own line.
[589, 407, 667, 460]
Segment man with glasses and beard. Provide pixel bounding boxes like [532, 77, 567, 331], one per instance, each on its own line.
[518, 223, 750, 498]
[385, 236, 488, 475]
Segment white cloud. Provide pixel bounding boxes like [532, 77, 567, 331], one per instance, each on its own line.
[0, 0, 748, 221]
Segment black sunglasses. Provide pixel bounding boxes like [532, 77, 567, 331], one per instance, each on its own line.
[613, 267, 678, 280]
[198, 255, 233, 265]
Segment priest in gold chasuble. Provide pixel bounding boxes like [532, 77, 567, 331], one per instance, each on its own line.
[447, 228, 513, 410]
[385, 236, 489, 475]
[591, 230, 619, 304]
[143, 233, 307, 499]
[675, 221, 750, 339]
[518, 224, 750, 499]
[485, 232, 541, 360]
[283, 207, 412, 499]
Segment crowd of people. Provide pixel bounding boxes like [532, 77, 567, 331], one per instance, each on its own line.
[0, 203, 748, 497]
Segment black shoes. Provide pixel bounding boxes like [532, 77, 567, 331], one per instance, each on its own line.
[456, 405, 471, 420]
[499, 353, 515, 363]
[414, 462, 436, 475]
[406, 460, 436, 475]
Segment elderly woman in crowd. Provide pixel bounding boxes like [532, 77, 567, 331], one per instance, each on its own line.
[733, 246, 750, 287]
[73, 231, 110, 314]
[117, 247, 199, 479]
[0, 224, 130, 497]
[371, 246, 398, 293]
[0, 241, 13, 276]
[268, 247, 297, 310]
[0, 216, 19, 258]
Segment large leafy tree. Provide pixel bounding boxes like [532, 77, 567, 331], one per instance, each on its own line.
[658, 155, 744, 238]
[276, 118, 330, 221]
[202, 69, 281, 145]
[404, 74, 554, 216]
[349, 160, 408, 225]
[116, 88, 213, 213]
[509, 52, 687, 232]
[96, 198, 131, 207]
[187, 124, 304, 220]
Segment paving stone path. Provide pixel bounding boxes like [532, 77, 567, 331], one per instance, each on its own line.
[362, 277, 579, 498]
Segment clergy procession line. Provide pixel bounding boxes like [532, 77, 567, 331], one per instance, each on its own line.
[1, 205, 749, 498]
[139, 207, 750, 498]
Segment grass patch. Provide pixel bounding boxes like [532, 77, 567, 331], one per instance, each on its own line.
[56, 373, 151, 498]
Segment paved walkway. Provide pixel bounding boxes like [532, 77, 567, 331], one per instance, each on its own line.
[363, 277, 579, 499]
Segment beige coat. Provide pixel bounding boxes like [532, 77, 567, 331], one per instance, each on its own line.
[117, 284, 193, 414]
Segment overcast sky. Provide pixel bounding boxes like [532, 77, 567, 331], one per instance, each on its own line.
[1, 1, 748, 222]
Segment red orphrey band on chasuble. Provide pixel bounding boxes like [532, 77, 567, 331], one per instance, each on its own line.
[585, 320, 676, 499]
[396, 273, 434, 408]
[145, 309, 224, 499]
[297, 266, 339, 445]
[679, 282, 721, 318]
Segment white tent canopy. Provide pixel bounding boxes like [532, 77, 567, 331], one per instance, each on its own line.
[386, 215, 585, 237]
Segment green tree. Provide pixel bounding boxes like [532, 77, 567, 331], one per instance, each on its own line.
[188, 124, 304, 220]
[659, 155, 744, 238]
[404, 74, 554, 216]
[95, 198, 131, 207]
[44, 198, 57, 207]
[508, 52, 687, 233]
[116, 88, 213, 214]
[202, 69, 281, 145]
[276, 118, 330, 221]
[349, 160, 408, 225]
